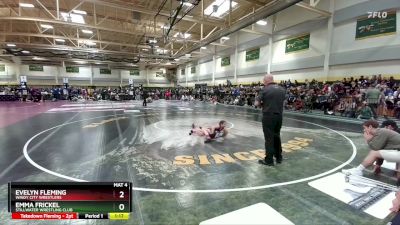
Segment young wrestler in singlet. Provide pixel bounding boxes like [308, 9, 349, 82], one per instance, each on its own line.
[189, 120, 228, 143]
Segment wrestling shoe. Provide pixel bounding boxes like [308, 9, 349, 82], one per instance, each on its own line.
[204, 139, 212, 143]
[342, 168, 363, 176]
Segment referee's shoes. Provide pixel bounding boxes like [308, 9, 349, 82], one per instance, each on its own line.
[258, 159, 274, 166]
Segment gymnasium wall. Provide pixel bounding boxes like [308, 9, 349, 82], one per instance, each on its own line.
[186, 63, 198, 83]
[178, 0, 400, 85]
[0, 63, 17, 84]
[121, 69, 146, 86]
[0, 63, 172, 87]
[2, 0, 400, 87]
[198, 60, 213, 82]
[334, 0, 371, 11]
[274, 0, 329, 30]
[329, 60, 400, 80]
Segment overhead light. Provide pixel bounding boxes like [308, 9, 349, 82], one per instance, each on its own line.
[19, 3, 35, 8]
[200, 46, 207, 50]
[21, 50, 30, 54]
[61, 12, 85, 24]
[95, 62, 102, 65]
[165, 62, 172, 65]
[174, 58, 180, 61]
[156, 48, 168, 54]
[149, 39, 157, 44]
[86, 41, 96, 46]
[256, 20, 267, 26]
[6, 43, 16, 47]
[72, 10, 87, 15]
[55, 39, 65, 43]
[81, 29, 93, 34]
[79, 40, 96, 46]
[161, 25, 170, 29]
[33, 56, 46, 60]
[142, 48, 149, 51]
[173, 32, 191, 39]
[40, 24, 53, 29]
[221, 36, 230, 41]
[74, 60, 87, 64]
[183, 2, 193, 7]
[204, 0, 238, 18]
[154, 45, 159, 48]
[185, 54, 191, 57]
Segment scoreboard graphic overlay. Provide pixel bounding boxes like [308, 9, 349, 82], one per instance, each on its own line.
[8, 182, 132, 220]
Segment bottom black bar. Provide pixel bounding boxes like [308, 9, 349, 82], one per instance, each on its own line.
[78, 213, 109, 219]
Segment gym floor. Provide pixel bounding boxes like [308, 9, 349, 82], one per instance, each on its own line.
[0, 100, 395, 225]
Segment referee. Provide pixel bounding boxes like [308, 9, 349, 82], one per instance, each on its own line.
[255, 74, 286, 166]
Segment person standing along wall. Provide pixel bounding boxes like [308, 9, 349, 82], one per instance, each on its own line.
[142, 90, 148, 106]
[366, 85, 381, 119]
[255, 74, 286, 166]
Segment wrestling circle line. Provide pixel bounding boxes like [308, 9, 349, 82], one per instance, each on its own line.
[22, 113, 357, 193]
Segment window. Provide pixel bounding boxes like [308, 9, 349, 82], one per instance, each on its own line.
[204, 0, 238, 18]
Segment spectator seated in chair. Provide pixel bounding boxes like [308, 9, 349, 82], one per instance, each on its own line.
[294, 99, 304, 111]
[343, 120, 400, 185]
[344, 100, 357, 118]
[357, 101, 374, 120]
[374, 120, 400, 175]
[337, 100, 346, 116]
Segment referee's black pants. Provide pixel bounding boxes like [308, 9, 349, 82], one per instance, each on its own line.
[262, 112, 283, 164]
